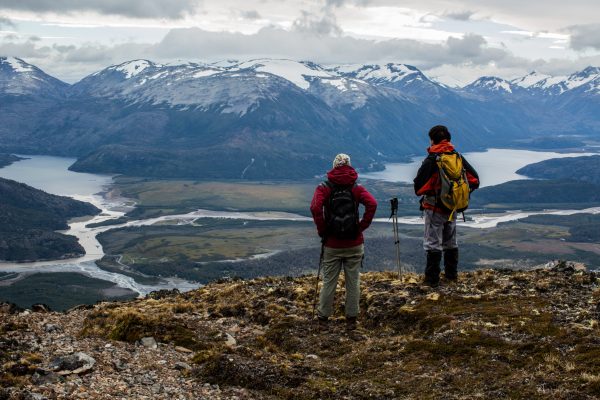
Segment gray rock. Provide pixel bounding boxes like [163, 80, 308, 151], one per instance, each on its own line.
[31, 369, 61, 385]
[44, 324, 61, 333]
[140, 336, 158, 349]
[151, 384, 162, 394]
[174, 362, 191, 371]
[112, 359, 128, 371]
[18, 390, 48, 400]
[175, 346, 192, 353]
[224, 333, 237, 348]
[49, 352, 96, 375]
[140, 375, 154, 385]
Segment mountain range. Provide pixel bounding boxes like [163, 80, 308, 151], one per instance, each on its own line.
[1, 56, 599, 179]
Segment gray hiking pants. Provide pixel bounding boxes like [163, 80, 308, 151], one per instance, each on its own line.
[317, 244, 364, 319]
[423, 209, 458, 252]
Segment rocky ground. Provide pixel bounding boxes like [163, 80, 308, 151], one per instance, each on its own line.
[1, 262, 600, 399]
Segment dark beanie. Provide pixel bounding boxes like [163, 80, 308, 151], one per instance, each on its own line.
[428, 125, 451, 144]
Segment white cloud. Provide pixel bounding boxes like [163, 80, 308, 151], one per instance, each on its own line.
[0, 0, 598, 84]
[0, 15, 14, 28]
[339, 0, 600, 31]
[151, 26, 518, 69]
[0, 0, 202, 19]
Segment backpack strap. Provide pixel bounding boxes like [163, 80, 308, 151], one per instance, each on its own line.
[322, 180, 357, 190]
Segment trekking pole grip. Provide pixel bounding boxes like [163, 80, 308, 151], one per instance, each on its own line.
[389, 197, 398, 218]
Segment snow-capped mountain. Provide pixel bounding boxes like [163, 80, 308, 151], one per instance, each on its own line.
[329, 63, 424, 84]
[556, 66, 600, 95]
[1, 56, 599, 179]
[463, 76, 516, 95]
[0, 57, 68, 97]
[73, 59, 281, 115]
[73, 58, 387, 113]
[328, 63, 452, 98]
[511, 71, 552, 88]
[473, 67, 600, 97]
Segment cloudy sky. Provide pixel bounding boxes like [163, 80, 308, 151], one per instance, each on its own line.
[1, 0, 599, 85]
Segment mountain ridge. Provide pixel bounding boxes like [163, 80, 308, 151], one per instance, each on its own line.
[1, 57, 599, 179]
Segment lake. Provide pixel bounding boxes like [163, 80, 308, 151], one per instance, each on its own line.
[0, 155, 112, 197]
[362, 148, 597, 187]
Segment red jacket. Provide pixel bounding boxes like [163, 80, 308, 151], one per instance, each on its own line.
[310, 165, 378, 248]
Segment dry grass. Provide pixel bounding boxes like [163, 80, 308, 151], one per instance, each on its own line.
[75, 268, 600, 399]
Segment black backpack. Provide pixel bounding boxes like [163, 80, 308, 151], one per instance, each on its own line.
[322, 181, 359, 240]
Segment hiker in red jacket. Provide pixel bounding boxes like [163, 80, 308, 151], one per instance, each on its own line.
[310, 153, 377, 330]
[413, 126, 479, 286]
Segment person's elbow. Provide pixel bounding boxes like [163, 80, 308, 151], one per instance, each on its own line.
[370, 198, 378, 210]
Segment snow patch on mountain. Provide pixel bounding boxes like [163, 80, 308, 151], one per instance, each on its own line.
[321, 77, 364, 92]
[359, 64, 418, 82]
[328, 63, 421, 84]
[511, 71, 551, 88]
[234, 59, 333, 90]
[535, 75, 568, 89]
[510, 67, 600, 95]
[2, 57, 34, 73]
[1, 56, 67, 97]
[563, 67, 600, 91]
[466, 77, 513, 93]
[192, 69, 222, 79]
[110, 60, 154, 79]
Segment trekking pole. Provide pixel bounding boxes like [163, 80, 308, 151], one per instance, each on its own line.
[312, 238, 326, 320]
[389, 198, 402, 280]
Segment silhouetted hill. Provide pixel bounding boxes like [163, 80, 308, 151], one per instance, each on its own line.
[0, 177, 100, 261]
[0, 154, 23, 168]
[517, 155, 600, 184]
[472, 179, 600, 207]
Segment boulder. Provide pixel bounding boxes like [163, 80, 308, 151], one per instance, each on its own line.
[140, 337, 158, 349]
[49, 352, 96, 375]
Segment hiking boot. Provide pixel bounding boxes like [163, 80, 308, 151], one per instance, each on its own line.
[317, 316, 329, 331]
[444, 248, 459, 281]
[346, 316, 357, 331]
[424, 250, 442, 286]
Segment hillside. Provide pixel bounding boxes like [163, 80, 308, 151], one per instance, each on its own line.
[516, 155, 600, 184]
[1, 264, 599, 399]
[0, 177, 101, 261]
[0, 154, 23, 168]
[471, 179, 600, 208]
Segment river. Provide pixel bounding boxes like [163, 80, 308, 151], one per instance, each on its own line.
[1, 152, 600, 295]
[0, 156, 201, 296]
